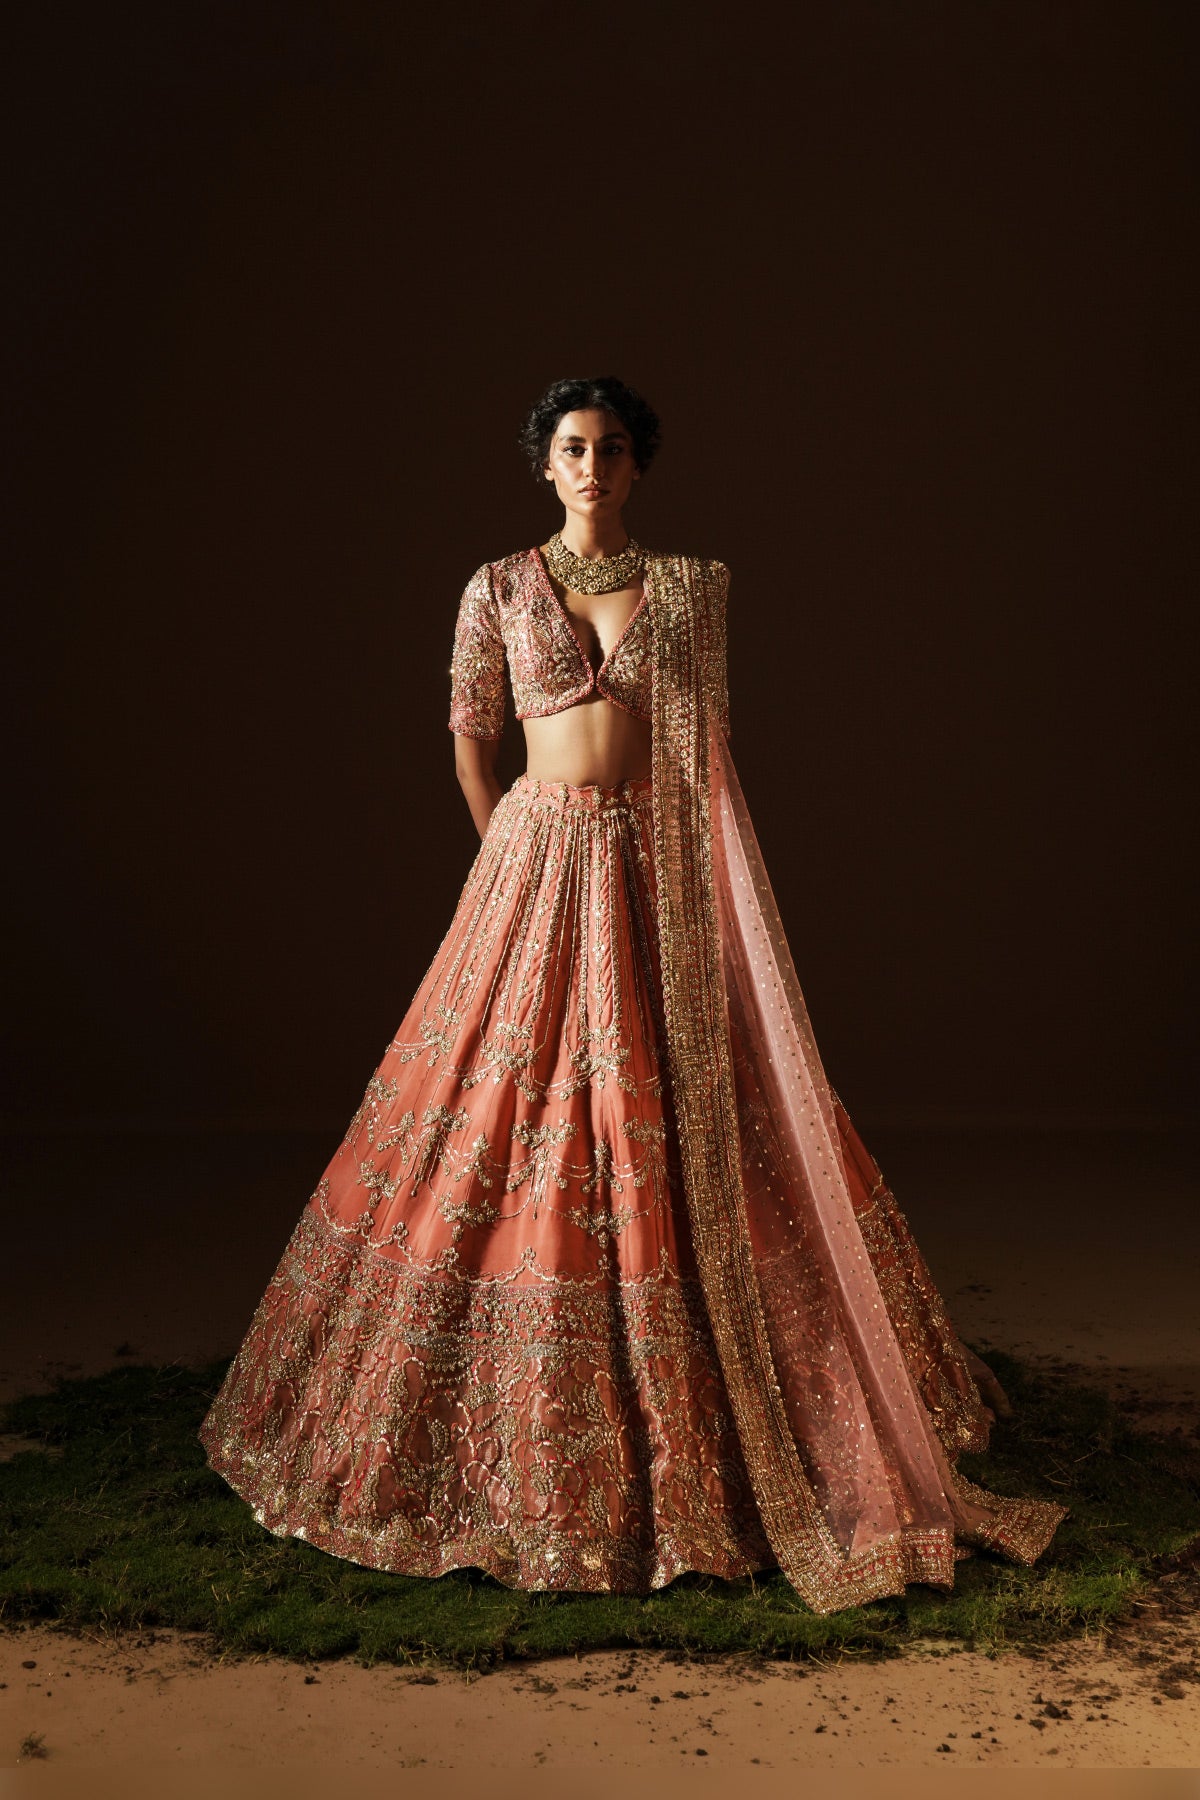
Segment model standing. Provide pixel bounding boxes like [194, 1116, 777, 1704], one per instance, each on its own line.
[200, 376, 1065, 1613]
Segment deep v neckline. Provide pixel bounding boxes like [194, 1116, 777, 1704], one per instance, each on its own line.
[530, 545, 649, 684]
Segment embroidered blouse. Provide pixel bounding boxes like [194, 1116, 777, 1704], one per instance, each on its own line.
[448, 544, 729, 741]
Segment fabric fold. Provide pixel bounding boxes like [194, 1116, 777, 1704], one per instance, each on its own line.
[646, 553, 1066, 1612]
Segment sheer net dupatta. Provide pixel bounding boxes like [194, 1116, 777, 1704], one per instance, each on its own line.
[708, 721, 1068, 1608]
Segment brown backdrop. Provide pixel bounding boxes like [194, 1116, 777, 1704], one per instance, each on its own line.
[6, 3, 1195, 1133]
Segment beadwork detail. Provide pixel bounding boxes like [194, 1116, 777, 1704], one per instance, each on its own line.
[647, 553, 1064, 1608]
[202, 549, 1066, 1613]
[448, 546, 703, 739]
[200, 774, 775, 1589]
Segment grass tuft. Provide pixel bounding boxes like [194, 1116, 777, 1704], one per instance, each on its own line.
[2, 1351, 1196, 1668]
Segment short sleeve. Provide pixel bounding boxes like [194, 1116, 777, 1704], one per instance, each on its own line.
[706, 559, 731, 742]
[448, 563, 507, 740]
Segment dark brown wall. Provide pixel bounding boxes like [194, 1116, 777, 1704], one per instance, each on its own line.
[6, 4, 1195, 1131]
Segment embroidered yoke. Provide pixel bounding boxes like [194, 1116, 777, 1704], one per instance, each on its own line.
[448, 544, 719, 740]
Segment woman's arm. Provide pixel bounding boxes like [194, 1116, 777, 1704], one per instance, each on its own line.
[454, 732, 503, 839]
[448, 563, 507, 838]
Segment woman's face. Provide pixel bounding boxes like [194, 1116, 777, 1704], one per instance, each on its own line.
[543, 408, 640, 525]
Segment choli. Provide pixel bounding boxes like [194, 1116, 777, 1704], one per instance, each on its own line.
[448, 545, 655, 740]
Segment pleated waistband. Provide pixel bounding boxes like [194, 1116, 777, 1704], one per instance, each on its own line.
[505, 771, 654, 816]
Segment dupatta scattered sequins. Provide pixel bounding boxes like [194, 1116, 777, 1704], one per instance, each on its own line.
[645, 553, 1065, 1614]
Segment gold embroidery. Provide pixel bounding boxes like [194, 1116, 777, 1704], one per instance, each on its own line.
[647, 552, 1063, 1609]
[447, 563, 507, 740]
[508, 1118, 576, 1219]
[205, 584, 1063, 1610]
[409, 1105, 470, 1194]
[342, 1076, 405, 1149]
[199, 1205, 775, 1593]
[447, 549, 655, 736]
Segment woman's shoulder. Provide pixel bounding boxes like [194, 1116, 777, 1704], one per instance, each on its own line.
[486, 545, 541, 574]
[454, 548, 538, 610]
[645, 548, 729, 576]
[462, 546, 541, 598]
[643, 550, 730, 600]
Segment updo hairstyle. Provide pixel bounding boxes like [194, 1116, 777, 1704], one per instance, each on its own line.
[517, 376, 662, 488]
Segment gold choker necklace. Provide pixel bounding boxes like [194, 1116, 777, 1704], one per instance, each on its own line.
[543, 531, 646, 595]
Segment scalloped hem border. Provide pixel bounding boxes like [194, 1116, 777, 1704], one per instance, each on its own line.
[200, 1435, 779, 1596]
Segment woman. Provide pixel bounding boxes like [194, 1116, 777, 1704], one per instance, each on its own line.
[200, 375, 1066, 1614]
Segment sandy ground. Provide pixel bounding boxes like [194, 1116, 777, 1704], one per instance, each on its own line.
[2, 1607, 1199, 1785]
[2, 1125, 1198, 1778]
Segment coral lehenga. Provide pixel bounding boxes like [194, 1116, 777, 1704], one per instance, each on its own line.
[200, 548, 1066, 1613]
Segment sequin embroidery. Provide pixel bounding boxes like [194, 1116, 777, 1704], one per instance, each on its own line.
[449, 546, 720, 739]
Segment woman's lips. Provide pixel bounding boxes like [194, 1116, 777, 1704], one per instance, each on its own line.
[581, 487, 606, 497]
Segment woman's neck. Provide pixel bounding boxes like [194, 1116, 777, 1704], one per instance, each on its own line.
[556, 516, 630, 560]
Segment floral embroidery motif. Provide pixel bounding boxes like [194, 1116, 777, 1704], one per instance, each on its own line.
[200, 1206, 775, 1593]
[202, 557, 1063, 1611]
[448, 547, 663, 739]
[200, 774, 775, 1590]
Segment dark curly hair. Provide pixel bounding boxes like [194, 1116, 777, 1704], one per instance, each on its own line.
[518, 376, 661, 488]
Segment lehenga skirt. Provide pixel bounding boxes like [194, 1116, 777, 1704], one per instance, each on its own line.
[200, 771, 779, 1591]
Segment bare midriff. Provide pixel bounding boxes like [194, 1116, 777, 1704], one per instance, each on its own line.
[521, 699, 652, 789]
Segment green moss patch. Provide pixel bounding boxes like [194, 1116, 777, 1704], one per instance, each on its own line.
[2, 1351, 1196, 1667]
